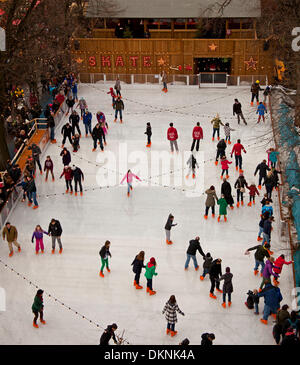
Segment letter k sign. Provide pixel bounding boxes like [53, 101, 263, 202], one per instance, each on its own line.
[0, 27, 6, 51]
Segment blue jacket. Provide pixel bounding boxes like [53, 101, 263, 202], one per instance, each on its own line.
[72, 83, 78, 94]
[257, 104, 267, 116]
[83, 112, 92, 124]
[257, 284, 282, 309]
[269, 151, 279, 163]
[262, 205, 273, 216]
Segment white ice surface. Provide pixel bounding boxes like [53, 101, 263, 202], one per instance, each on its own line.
[0, 84, 294, 345]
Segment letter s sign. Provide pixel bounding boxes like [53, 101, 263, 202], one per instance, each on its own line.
[291, 27, 300, 52]
[0, 288, 6, 311]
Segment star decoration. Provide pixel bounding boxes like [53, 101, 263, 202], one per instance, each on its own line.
[185, 65, 192, 71]
[157, 57, 166, 66]
[75, 57, 84, 64]
[244, 57, 258, 70]
[208, 43, 218, 51]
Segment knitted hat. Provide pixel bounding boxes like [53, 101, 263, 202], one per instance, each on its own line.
[150, 257, 156, 265]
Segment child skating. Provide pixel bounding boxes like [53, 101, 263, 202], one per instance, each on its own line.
[72, 134, 80, 152]
[218, 267, 233, 308]
[32, 289, 46, 328]
[257, 102, 267, 123]
[44, 156, 54, 181]
[32, 225, 49, 254]
[224, 123, 235, 144]
[186, 153, 199, 179]
[165, 214, 177, 245]
[120, 169, 141, 197]
[144, 257, 158, 295]
[220, 156, 232, 179]
[107, 87, 116, 106]
[60, 166, 73, 194]
[131, 251, 146, 289]
[99, 241, 112, 278]
[200, 252, 213, 281]
[162, 295, 185, 337]
[217, 194, 228, 222]
[145, 122, 152, 147]
[210, 113, 224, 141]
[247, 182, 260, 206]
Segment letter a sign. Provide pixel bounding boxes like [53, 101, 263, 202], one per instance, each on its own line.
[0, 27, 5, 51]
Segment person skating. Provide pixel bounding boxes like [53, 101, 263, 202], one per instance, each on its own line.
[96, 111, 108, 139]
[217, 194, 228, 222]
[32, 225, 49, 254]
[107, 87, 117, 106]
[145, 122, 152, 147]
[164, 214, 177, 245]
[32, 289, 46, 328]
[263, 170, 276, 199]
[218, 267, 233, 308]
[60, 147, 71, 166]
[144, 257, 158, 295]
[211, 113, 224, 141]
[191, 122, 203, 151]
[76, 97, 88, 119]
[259, 257, 275, 291]
[245, 289, 260, 315]
[66, 95, 75, 115]
[60, 166, 73, 194]
[44, 156, 55, 181]
[161, 70, 168, 92]
[162, 295, 185, 337]
[209, 258, 222, 299]
[231, 139, 246, 172]
[261, 200, 273, 216]
[267, 148, 280, 169]
[99, 323, 118, 345]
[220, 156, 232, 179]
[92, 123, 105, 152]
[200, 252, 213, 280]
[113, 95, 124, 123]
[250, 80, 262, 106]
[114, 77, 121, 96]
[28, 143, 42, 174]
[167, 123, 179, 153]
[120, 169, 141, 197]
[72, 134, 80, 152]
[71, 81, 78, 102]
[47, 112, 56, 143]
[257, 212, 270, 242]
[215, 138, 226, 165]
[246, 182, 260, 206]
[201, 333, 215, 347]
[224, 123, 235, 145]
[234, 172, 248, 207]
[99, 241, 112, 278]
[221, 178, 234, 210]
[204, 186, 218, 219]
[2, 222, 21, 257]
[69, 110, 81, 136]
[72, 165, 84, 196]
[257, 282, 283, 325]
[262, 215, 274, 246]
[244, 243, 271, 276]
[257, 102, 267, 123]
[273, 305, 290, 345]
[184, 236, 205, 271]
[82, 109, 92, 136]
[48, 218, 63, 254]
[261, 194, 273, 207]
[61, 122, 73, 147]
[26, 176, 39, 209]
[233, 99, 247, 125]
[263, 85, 272, 105]
[254, 159, 270, 189]
[131, 251, 146, 289]
[272, 255, 293, 286]
[186, 153, 199, 179]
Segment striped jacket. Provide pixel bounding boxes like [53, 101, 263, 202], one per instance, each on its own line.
[162, 302, 184, 324]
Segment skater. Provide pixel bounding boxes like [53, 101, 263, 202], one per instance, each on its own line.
[220, 156, 232, 179]
[72, 165, 84, 196]
[144, 257, 158, 295]
[234, 172, 248, 207]
[257, 212, 270, 242]
[247, 182, 260, 206]
[82, 109, 92, 136]
[250, 80, 262, 105]
[96, 111, 108, 139]
[72, 134, 80, 152]
[257, 102, 267, 123]
[215, 138, 226, 165]
[221, 178, 234, 210]
[32, 225, 48, 254]
[204, 186, 218, 219]
[191, 122, 203, 151]
[211, 113, 224, 141]
[107, 87, 117, 105]
[164, 214, 177, 245]
[161, 70, 168, 92]
[272, 255, 293, 286]
[259, 257, 275, 291]
[92, 123, 105, 152]
[76, 97, 88, 119]
[245, 289, 260, 315]
[71, 81, 78, 102]
[60, 166, 73, 194]
[60, 147, 71, 166]
[99, 324, 118, 345]
[245, 243, 271, 276]
[145, 122, 152, 147]
[26, 176, 39, 209]
[167, 123, 179, 153]
[48, 218, 63, 254]
[120, 169, 141, 197]
[254, 159, 270, 189]
[261, 194, 272, 207]
[44, 156, 54, 181]
[17, 177, 28, 202]
[263, 170, 276, 199]
[217, 194, 228, 222]
[261, 200, 273, 216]
[99, 241, 112, 278]
[114, 77, 121, 96]
[267, 148, 280, 169]
[262, 215, 274, 246]
[28, 143, 42, 174]
[263, 85, 272, 105]
[32, 289, 46, 328]
[257, 282, 283, 325]
[66, 95, 75, 115]
[131, 251, 146, 289]
[209, 258, 222, 299]
[69, 110, 81, 136]
[184, 236, 205, 271]
[200, 252, 213, 280]
[2, 222, 21, 257]
[61, 122, 73, 147]
[47, 112, 56, 143]
[201, 333, 215, 347]
[186, 153, 199, 179]
[233, 99, 247, 125]
[273, 305, 290, 345]
[218, 267, 233, 308]
[113, 95, 124, 123]
[231, 139, 246, 172]
[162, 295, 185, 337]
[224, 123, 235, 144]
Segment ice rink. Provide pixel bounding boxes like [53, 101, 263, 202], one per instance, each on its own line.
[0, 83, 294, 345]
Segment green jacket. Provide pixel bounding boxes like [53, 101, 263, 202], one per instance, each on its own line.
[144, 262, 157, 279]
[32, 295, 43, 312]
[217, 198, 228, 215]
[211, 117, 224, 129]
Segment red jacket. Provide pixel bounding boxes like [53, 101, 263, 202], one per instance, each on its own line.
[231, 143, 246, 156]
[221, 159, 232, 170]
[273, 256, 292, 274]
[192, 126, 203, 140]
[167, 127, 178, 141]
[247, 185, 259, 197]
[60, 168, 73, 180]
[55, 93, 65, 105]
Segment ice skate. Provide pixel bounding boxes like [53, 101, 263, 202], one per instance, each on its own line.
[127, 192, 130, 197]
[217, 216, 221, 222]
[209, 293, 216, 299]
[192, 173, 195, 179]
[28, 202, 32, 207]
[75, 192, 77, 196]
[254, 270, 259, 275]
[166, 329, 171, 335]
[9, 251, 14, 257]
[146, 287, 150, 293]
[248, 202, 252, 207]
[33, 322, 39, 328]
[69, 191, 73, 195]
[226, 175, 229, 179]
[41, 250, 44, 254]
[106, 267, 110, 272]
[80, 192, 83, 196]
[120, 119, 123, 123]
[195, 266, 199, 271]
[230, 206, 234, 210]
[186, 175, 189, 179]
[251, 102, 254, 106]
[235, 166, 238, 171]
[216, 288, 223, 293]
[217, 137, 220, 141]
[99, 271, 104, 278]
[33, 205, 39, 210]
[92, 148, 96, 152]
[224, 216, 227, 222]
[170, 331, 177, 337]
[134, 280, 137, 286]
[149, 290, 156, 295]
[212, 214, 215, 218]
[135, 284, 143, 289]
[200, 276, 204, 280]
[257, 237, 263, 241]
[241, 201, 244, 206]
[204, 215, 208, 220]
[215, 160, 218, 165]
[228, 141, 231, 145]
[18, 246, 21, 252]
[45, 178, 48, 182]
[65, 189, 69, 193]
[236, 202, 240, 208]
[258, 185, 261, 190]
[59, 248, 63, 254]
[260, 319, 267, 325]
[212, 137, 214, 141]
[222, 302, 226, 308]
[36, 250, 39, 255]
[228, 302, 232, 307]
[40, 319, 46, 324]
[52, 178, 55, 182]
[51, 249, 55, 254]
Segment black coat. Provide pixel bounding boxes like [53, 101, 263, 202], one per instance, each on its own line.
[209, 260, 222, 278]
[48, 220, 62, 236]
[165, 214, 176, 230]
[221, 181, 234, 205]
[217, 140, 226, 152]
[92, 126, 105, 140]
[66, 98, 75, 107]
[25, 179, 36, 193]
[186, 239, 205, 257]
[47, 115, 55, 129]
[131, 256, 145, 274]
[145, 125, 152, 136]
[61, 124, 72, 136]
[99, 325, 117, 345]
[201, 333, 213, 347]
[99, 246, 111, 259]
[234, 176, 248, 190]
[73, 167, 84, 181]
[69, 114, 80, 125]
[255, 162, 270, 177]
[60, 150, 71, 166]
[233, 102, 242, 115]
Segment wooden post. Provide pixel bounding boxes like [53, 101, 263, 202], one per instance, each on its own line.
[104, 19, 107, 29]
[171, 19, 174, 38]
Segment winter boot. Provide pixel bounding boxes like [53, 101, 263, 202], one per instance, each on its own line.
[209, 293, 217, 299]
[170, 331, 177, 337]
[99, 271, 104, 278]
[222, 302, 226, 308]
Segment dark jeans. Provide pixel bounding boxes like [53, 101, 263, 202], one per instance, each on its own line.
[191, 139, 200, 151]
[271, 161, 276, 168]
[237, 189, 244, 202]
[235, 155, 242, 169]
[115, 109, 123, 120]
[210, 275, 220, 293]
[134, 271, 141, 285]
[250, 195, 255, 202]
[50, 127, 55, 141]
[212, 128, 220, 138]
[221, 169, 228, 176]
[45, 169, 54, 180]
[167, 323, 175, 331]
[205, 206, 215, 215]
[258, 175, 265, 186]
[33, 310, 44, 324]
[66, 179, 73, 191]
[251, 93, 259, 102]
[27, 191, 38, 206]
[62, 134, 72, 145]
[223, 292, 231, 303]
[74, 178, 83, 193]
[163, 82, 167, 89]
[216, 149, 225, 161]
[147, 135, 151, 144]
[146, 278, 153, 290]
[116, 90, 121, 96]
[236, 112, 246, 124]
[34, 158, 42, 172]
[93, 137, 104, 150]
[72, 123, 81, 136]
[84, 122, 92, 135]
[265, 184, 273, 199]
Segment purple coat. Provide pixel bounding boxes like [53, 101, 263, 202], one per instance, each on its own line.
[32, 230, 48, 242]
[262, 259, 273, 279]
